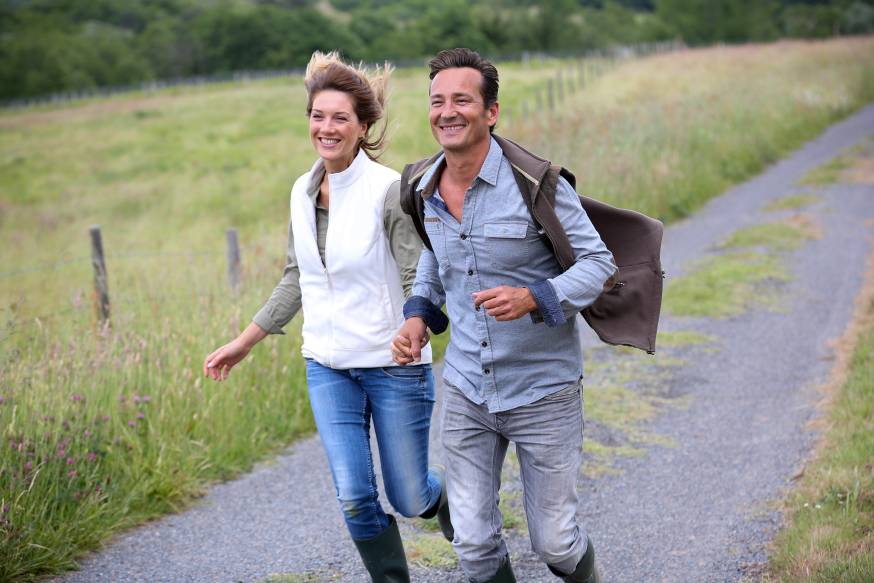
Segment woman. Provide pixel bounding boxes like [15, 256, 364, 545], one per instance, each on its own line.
[203, 52, 451, 582]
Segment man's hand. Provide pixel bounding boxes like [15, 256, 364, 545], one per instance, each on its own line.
[391, 317, 430, 365]
[472, 286, 537, 321]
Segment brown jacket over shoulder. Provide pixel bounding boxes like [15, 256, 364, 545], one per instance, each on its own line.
[400, 134, 664, 354]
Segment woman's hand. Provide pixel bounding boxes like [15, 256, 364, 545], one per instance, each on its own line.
[391, 317, 430, 365]
[203, 323, 268, 381]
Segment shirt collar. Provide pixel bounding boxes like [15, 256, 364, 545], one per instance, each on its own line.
[417, 136, 502, 197]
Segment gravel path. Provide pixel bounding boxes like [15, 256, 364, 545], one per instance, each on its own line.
[54, 104, 874, 583]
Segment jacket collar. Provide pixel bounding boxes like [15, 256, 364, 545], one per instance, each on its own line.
[416, 136, 503, 198]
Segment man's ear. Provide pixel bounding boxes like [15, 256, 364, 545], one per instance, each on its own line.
[488, 101, 499, 129]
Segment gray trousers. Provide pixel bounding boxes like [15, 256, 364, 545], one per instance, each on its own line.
[441, 381, 587, 582]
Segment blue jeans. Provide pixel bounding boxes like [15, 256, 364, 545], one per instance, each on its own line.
[305, 359, 442, 540]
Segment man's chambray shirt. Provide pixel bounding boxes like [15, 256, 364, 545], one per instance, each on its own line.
[406, 137, 615, 413]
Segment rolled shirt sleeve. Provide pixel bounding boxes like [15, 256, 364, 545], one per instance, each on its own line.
[405, 247, 449, 334]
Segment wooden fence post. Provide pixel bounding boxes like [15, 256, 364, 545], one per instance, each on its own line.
[546, 79, 555, 111]
[556, 70, 564, 102]
[89, 226, 110, 323]
[226, 228, 241, 293]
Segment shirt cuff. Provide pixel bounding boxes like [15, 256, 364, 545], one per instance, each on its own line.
[252, 308, 286, 335]
[403, 295, 449, 334]
[527, 280, 567, 327]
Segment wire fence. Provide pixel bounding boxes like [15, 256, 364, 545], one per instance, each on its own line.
[1, 41, 685, 111]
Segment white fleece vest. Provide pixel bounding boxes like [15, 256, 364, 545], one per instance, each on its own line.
[291, 150, 432, 368]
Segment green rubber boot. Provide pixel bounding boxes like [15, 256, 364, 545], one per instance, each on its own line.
[419, 464, 454, 542]
[547, 536, 601, 583]
[352, 515, 410, 583]
[481, 555, 517, 583]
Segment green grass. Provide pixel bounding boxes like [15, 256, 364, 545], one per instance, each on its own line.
[719, 219, 819, 252]
[664, 252, 791, 318]
[259, 571, 341, 583]
[2, 37, 874, 581]
[763, 297, 874, 582]
[798, 144, 866, 186]
[405, 532, 457, 568]
[666, 216, 819, 319]
[764, 193, 821, 212]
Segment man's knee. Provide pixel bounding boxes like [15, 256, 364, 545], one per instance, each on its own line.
[530, 527, 582, 569]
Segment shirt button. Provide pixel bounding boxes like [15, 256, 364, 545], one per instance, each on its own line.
[483, 368, 490, 374]
[481, 341, 488, 347]
[467, 269, 474, 276]
[460, 234, 468, 240]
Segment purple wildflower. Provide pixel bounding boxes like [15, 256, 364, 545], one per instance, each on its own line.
[84, 430, 92, 438]
[67, 469, 77, 479]
[71, 394, 84, 403]
[24, 461, 32, 472]
[141, 395, 152, 403]
[127, 420, 137, 427]
[86, 452, 98, 463]
[132, 395, 141, 403]
[136, 412, 145, 419]
[0, 395, 5, 404]
[66, 457, 75, 465]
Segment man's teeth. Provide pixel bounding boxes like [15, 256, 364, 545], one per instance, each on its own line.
[442, 125, 465, 131]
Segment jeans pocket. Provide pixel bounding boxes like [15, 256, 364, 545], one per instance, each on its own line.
[380, 364, 428, 380]
[540, 382, 581, 402]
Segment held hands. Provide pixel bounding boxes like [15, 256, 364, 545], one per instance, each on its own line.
[472, 285, 537, 321]
[391, 317, 431, 366]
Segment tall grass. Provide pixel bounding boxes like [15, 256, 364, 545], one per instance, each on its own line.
[2, 38, 874, 580]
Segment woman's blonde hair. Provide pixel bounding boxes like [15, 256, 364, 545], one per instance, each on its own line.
[304, 51, 393, 160]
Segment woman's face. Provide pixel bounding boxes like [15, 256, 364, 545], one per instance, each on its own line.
[309, 90, 366, 172]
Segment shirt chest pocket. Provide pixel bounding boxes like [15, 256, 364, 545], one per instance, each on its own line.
[484, 221, 531, 270]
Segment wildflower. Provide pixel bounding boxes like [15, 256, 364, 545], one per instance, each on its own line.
[118, 395, 126, 404]
[67, 469, 77, 479]
[66, 457, 75, 465]
[24, 461, 32, 472]
[71, 394, 84, 403]
[84, 430, 92, 438]
[94, 484, 103, 494]
[141, 395, 152, 403]
[133, 395, 141, 404]
[128, 420, 137, 427]
[136, 412, 145, 420]
[86, 452, 97, 463]
[1, 504, 8, 514]
[0, 395, 4, 404]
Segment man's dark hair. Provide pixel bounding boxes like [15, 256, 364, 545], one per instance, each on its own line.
[428, 48, 499, 109]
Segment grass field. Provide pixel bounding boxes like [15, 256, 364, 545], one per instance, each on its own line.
[2, 37, 874, 580]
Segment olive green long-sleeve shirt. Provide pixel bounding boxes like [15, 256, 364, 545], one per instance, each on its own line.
[252, 164, 422, 335]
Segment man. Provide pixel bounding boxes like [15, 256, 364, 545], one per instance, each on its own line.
[391, 48, 614, 583]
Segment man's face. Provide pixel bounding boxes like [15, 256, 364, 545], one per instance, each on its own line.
[429, 67, 498, 153]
